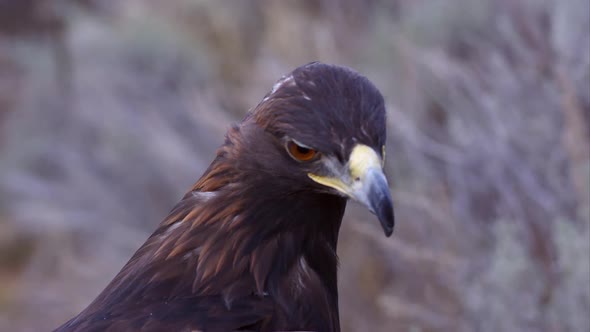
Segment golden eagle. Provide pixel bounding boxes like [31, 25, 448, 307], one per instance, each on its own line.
[55, 62, 394, 332]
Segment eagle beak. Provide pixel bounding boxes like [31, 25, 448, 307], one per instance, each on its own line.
[308, 144, 395, 236]
[353, 165, 395, 236]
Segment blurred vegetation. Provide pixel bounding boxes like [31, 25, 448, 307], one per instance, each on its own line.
[0, 0, 588, 331]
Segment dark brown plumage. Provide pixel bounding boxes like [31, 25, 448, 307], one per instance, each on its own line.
[55, 62, 394, 332]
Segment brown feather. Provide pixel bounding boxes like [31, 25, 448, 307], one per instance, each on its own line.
[54, 62, 387, 332]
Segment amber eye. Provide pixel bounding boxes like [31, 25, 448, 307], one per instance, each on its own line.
[286, 140, 318, 162]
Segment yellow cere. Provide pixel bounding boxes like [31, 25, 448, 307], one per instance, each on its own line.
[348, 144, 382, 181]
[307, 144, 383, 195]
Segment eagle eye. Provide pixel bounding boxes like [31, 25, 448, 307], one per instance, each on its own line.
[286, 140, 318, 162]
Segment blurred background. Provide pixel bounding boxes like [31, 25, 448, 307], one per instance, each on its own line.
[0, 0, 588, 331]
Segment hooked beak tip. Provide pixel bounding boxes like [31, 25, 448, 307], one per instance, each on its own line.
[367, 175, 395, 237]
[308, 144, 395, 236]
[355, 167, 395, 237]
